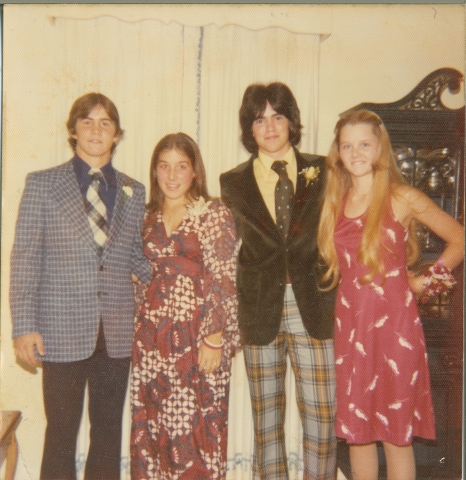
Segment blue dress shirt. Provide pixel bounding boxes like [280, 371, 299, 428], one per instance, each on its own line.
[72, 155, 118, 224]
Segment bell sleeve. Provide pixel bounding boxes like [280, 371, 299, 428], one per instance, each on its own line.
[199, 199, 240, 360]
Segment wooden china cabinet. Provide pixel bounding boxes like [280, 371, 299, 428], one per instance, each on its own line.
[337, 68, 464, 479]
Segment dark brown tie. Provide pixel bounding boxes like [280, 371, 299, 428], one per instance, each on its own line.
[271, 160, 293, 238]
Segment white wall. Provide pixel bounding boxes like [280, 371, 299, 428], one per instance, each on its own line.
[317, 5, 464, 154]
[1, 5, 464, 479]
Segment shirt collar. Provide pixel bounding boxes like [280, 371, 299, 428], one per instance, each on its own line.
[256, 147, 296, 180]
[72, 154, 117, 190]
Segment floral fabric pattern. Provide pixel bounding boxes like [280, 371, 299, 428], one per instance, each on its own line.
[130, 199, 239, 479]
[333, 203, 436, 446]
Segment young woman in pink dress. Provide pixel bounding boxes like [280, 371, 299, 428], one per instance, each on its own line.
[130, 133, 240, 479]
[317, 110, 464, 480]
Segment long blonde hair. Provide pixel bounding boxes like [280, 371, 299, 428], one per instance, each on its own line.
[318, 109, 419, 290]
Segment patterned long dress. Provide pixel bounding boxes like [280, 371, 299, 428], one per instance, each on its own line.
[333, 202, 436, 446]
[131, 199, 240, 479]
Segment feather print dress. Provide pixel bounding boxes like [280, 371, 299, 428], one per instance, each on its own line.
[333, 202, 436, 445]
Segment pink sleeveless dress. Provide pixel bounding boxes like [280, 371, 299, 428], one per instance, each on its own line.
[333, 201, 436, 445]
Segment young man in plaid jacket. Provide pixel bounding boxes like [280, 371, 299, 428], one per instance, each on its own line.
[10, 93, 151, 480]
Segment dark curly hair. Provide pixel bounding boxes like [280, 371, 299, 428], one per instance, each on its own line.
[239, 82, 303, 154]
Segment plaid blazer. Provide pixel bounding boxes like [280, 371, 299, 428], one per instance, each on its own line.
[10, 159, 151, 362]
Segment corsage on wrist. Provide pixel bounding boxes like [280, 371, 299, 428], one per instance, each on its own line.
[202, 337, 224, 350]
[420, 257, 456, 304]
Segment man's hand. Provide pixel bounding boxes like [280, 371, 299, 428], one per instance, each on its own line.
[13, 333, 45, 367]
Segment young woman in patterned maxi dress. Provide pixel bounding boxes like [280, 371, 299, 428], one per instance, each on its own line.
[317, 110, 464, 480]
[130, 133, 240, 479]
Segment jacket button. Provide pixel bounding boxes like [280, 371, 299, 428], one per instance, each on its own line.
[99, 265, 104, 271]
[97, 292, 101, 297]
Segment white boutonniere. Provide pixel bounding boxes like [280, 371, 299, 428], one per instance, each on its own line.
[299, 166, 320, 186]
[122, 184, 133, 203]
[186, 196, 212, 217]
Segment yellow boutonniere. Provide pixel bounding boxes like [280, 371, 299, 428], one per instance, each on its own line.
[300, 166, 320, 186]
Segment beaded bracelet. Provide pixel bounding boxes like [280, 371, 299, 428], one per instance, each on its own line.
[203, 337, 224, 350]
[420, 257, 456, 304]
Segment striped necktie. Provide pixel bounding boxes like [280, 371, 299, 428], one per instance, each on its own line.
[271, 160, 293, 238]
[84, 168, 108, 252]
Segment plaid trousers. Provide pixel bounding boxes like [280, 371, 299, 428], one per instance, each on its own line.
[244, 285, 337, 480]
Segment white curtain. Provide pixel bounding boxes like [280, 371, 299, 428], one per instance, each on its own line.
[51, 16, 201, 184]
[198, 24, 320, 196]
[50, 16, 320, 198]
[8, 13, 320, 479]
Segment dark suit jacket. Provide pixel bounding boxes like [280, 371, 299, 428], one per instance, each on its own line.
[220, 148, 335, 345]
[10, 159, 152, 362]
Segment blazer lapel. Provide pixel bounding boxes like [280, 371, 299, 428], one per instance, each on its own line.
[289, 149, 323, 236]
[49, 161, 100, 255]
[236, 158, 277, 236]
[294, 150, 323, 204]
[295, 152, 308, 195]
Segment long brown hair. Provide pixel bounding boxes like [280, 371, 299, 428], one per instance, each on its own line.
[146, 132, 211, 213]
[318, 109, 419, 289]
